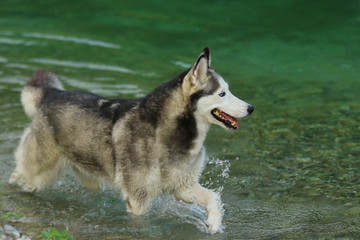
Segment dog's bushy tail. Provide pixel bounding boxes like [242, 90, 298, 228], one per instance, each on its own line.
[21, 69, 64, 118]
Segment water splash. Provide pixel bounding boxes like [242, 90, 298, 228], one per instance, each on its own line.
[205, 158, 231, 188]
[150, 195, 209, 233]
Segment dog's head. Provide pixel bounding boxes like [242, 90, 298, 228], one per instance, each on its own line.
[182, 47, 254, 130]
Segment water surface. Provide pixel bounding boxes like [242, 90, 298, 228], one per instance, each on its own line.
[1, 0, 360, 239]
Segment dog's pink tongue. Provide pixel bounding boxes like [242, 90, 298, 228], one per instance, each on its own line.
[220, 111, 239, 129]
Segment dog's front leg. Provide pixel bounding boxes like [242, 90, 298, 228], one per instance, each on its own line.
[175, 183, 222, 233]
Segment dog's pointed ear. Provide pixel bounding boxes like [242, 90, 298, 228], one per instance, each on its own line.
[183, 47, 211, 95]
[202, 46, 211, 67]
[188, 47, 211, 85]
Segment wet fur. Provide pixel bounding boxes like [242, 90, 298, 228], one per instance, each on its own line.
[9, 48, 253, 233]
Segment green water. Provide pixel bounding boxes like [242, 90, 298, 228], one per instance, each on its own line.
[1, 0, 360, 239]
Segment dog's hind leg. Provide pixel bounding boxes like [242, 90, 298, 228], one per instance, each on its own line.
[125, 197, 151, 215]
[9, 125, 64, 192]
[121, 187, 152, 215]
[175, 183, 222, 233]
[72, 166, 101, 190]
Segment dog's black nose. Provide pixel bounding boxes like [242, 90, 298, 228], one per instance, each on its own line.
[247, 105, 254, 114]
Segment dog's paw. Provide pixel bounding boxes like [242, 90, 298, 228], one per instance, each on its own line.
[206, 210, 222, 234]
[8, 172, 37, 192]
[9, 172, 18, 184]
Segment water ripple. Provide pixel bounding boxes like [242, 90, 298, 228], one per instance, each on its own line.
[172, 60, 191, 68]
[6, 63, 32, 69]
[0, 31, 121, 49]
[30, 58, 135, 74]
[22, 32, 122, 49]
[0, 37, 38, 46]
[0, 57, 8, 63]
[61, 76, 144, 97]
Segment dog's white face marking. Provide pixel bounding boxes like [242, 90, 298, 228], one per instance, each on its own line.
[197, 74, 251, 130]
[185, 48, 253, 130]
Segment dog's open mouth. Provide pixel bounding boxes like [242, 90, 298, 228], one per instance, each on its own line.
[211, 108, 239, 129]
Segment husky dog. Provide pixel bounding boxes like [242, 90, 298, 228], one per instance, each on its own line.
[9, 47, 253, 233]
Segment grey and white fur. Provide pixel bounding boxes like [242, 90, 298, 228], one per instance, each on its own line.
[9, 47, 253, 233]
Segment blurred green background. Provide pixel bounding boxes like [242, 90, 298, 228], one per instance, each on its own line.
[1, 0, 359, 239]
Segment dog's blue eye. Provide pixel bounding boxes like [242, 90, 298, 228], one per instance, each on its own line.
[219, 91, 226, 97]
